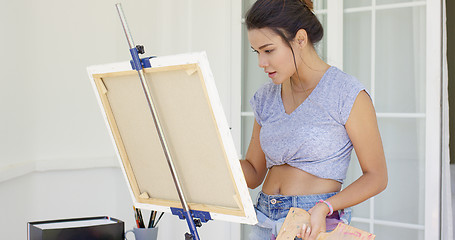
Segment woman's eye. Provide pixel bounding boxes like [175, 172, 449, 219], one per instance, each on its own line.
[250, 49, 272, 54]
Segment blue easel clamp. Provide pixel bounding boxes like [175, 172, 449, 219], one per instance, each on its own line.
[170, 207, 212, 224]
[129, 45, 155, 70]
[129, 56, 155, 70]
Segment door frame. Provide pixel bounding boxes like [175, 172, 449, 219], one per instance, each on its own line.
[425, 0, 443, 239]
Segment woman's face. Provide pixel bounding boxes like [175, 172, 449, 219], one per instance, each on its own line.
[248, 27, 298, 85]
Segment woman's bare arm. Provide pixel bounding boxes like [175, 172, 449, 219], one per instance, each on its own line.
[240, 120, 268, 189]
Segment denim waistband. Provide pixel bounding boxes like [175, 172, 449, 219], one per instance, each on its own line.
[256, 191, 338, 221]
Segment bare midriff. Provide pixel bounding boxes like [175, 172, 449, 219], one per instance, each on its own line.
[261, 164, 341, 196]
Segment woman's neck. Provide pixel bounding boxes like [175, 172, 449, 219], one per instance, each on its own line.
[289, 51, 329, 92]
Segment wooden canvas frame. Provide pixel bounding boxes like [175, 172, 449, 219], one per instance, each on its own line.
[87, 52, 257, 225]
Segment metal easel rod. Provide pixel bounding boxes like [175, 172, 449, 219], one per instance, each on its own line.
[115, 4, 200, 240]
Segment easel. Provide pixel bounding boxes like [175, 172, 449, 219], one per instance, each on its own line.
[115, 4, 209, 240]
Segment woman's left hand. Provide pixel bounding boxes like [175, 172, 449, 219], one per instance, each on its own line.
[296, 203, 328, 240]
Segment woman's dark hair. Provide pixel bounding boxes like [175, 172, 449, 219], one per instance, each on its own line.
[245, 0, 323, 47]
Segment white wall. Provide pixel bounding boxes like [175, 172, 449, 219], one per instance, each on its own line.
[0, 0, 242, 239]
[0, 168, 131, 239]
[0, 168, 238, 239]
[0, 0, 34, 175]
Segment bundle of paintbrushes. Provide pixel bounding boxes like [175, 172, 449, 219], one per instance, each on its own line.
[148, 210, 164, 228]
[133, 206, 164, 229]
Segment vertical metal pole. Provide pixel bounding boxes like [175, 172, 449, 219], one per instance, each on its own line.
[115, 4, 200, 240]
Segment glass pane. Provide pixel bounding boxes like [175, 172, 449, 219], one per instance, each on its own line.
[377, 0, 425, 5]
[374, 118, 425, 225]
[241, 224, 253, 240]
[350, 222, 370, 233]
[351, 199, 371, 220]
[315, 13, 327, 61]
[343, 11, 372, 91]
[314, 0, 327, 10]
[375, 6, 426, 113]
[241, 116, 254, 157]
[344, 0, 371, 9]
[345, 152, 371, 219]
[242, 0, 256, 16]
[374, 225, 423, 240]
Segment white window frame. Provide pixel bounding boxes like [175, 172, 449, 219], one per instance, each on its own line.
[325, 0, 442, 238]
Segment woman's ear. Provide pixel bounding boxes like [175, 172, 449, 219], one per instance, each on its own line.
[295, 29, 309, 47]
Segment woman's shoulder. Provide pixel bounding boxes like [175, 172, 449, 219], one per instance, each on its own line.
[327, 66, 363, 88]
[256, 81, 278, 94]
[249, 81, 280, 125]
[252, 81, 279, 101]
[320, 67, 366, 99]
[322, 67, 369, 124]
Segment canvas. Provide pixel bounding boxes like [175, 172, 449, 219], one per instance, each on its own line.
[87, 52, 257, 225]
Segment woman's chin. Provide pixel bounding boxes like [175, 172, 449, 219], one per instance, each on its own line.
[271, 78, 284, 85]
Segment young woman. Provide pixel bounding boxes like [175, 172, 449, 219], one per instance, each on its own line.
[239, 0, 388, 239]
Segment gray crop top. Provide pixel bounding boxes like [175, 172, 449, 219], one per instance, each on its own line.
[249, 66, 367, 183]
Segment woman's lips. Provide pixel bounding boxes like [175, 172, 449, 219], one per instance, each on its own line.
[268, 72, 277, 78]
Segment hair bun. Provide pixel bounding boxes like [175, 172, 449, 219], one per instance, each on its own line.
[302, 0, 313, 11]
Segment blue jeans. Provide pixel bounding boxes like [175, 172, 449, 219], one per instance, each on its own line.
[249, 191, 351, 240]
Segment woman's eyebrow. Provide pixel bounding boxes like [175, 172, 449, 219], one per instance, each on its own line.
[258, 43, 274, 49]
[251, 43, 274, 51]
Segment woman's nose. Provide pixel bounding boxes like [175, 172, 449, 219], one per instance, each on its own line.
[258, 55, 268, 68]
